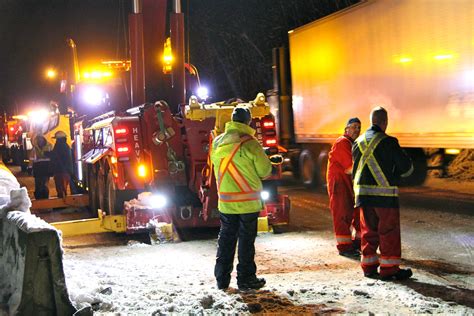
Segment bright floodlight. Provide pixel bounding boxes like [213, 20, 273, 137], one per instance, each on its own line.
[149, 194, 167, 209]
[197, 86, 209, 100]
[45, 68, 57, 79]
[28, 109, 49, 123]
[261, 191, 270, 201]
[82, 86, 104, 106]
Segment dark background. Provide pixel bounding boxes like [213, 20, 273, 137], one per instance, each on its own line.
[0, 0, 357, 114]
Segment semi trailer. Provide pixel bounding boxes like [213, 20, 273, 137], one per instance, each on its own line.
[271, 0, 474, 187]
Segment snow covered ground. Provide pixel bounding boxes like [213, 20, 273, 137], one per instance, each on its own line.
[2, 164, 472, 315]
[63, 231, 473, 315]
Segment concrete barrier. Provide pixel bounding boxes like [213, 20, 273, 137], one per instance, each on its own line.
[0, 211, 77, 315]
[0, 163, 80, 315]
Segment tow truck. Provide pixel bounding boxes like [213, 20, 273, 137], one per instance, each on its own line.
[28, 0, 290, 239]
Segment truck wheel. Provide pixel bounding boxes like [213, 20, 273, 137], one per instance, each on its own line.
[400, 148, 428, 186]
[316, 149, 329, 188]
[299, 149, 317, 188]
[88, 166, 99, 217]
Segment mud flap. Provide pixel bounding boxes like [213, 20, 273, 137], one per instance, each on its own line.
[0, 211, 77, 316]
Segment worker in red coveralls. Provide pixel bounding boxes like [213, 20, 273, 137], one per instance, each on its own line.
[327, 117, 362, 258]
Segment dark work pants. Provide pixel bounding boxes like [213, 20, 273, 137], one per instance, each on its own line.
[54, 173, 70, 198]
[34, 176, 50, 199]
[214, 211, 259, 287]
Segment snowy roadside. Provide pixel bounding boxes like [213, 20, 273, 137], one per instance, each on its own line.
[63, 231, 473, 315]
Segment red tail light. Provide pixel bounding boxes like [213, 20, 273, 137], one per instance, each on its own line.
[265, 138, 277, 146]
[115, 127, 128, 135]
[116, 145, 130, 154]
[262, 120, 275, 128]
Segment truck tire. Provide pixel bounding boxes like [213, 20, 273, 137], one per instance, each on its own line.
[299, 148, 329, 188]
[299, 149, 317, 188]
[316, 149, 329, 188]
[400, 148, 428, 186]
[87, 166, 99, 217]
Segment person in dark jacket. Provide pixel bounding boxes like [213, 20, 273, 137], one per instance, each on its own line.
[352, 107, 414, 281]
[50, 131, 73, 198]
[32, 135, 52, 199]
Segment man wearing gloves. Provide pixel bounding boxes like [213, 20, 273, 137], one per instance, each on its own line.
[211, 106, 272, 291]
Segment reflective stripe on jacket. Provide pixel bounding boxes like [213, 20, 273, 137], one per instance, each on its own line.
[352, 125, 413, 208]
[211, 121, 272, 214]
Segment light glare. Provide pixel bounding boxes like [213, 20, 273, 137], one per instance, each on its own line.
[197, 86, 209, 100]
[149, 194, 167, 209]
[261, 191, 270, 201]
[83, 86, 105, 105]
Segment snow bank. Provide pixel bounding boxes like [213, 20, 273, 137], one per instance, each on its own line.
[0, 164, 76, 315]
[0, 166, 31, 217]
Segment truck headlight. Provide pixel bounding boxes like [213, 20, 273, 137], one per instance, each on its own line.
[261, 191, 270, 201]
[149, 194, 167, 209]
[82, 86, 105, 106]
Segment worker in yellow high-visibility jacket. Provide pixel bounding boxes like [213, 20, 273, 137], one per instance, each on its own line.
[211, 106, 272, 291]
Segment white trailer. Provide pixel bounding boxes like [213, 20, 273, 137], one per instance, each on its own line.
[274, 0, 474, 186]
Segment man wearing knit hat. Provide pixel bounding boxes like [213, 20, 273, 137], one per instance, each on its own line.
[211, 106, 272, 291]
[327, 117, 362, 258]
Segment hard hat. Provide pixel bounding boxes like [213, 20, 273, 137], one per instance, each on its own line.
[53, 131, 67, 139]
[232, 107, 251, 125]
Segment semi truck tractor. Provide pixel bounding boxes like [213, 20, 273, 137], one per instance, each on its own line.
[271, 0, 474, 187]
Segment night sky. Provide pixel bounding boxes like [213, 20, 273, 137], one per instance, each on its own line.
[0, 0, 357, 114]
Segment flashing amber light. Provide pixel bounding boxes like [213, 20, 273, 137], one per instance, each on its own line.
[82, 70, 114, 81]
[9, 127, 15, 132]
[163, 37, 173, 74]
[45, 68, 57, 79]
[138, 164, 147, 178]
[12, 115, 28, 121]
[116, 146, 130, 154]
[445, 148, 461, 155]
[111, 156, 117, 164]
[434, 54, 453, 60]
[262, 121, 275, 128]
[265, 138, 277, 146]
[115, 127, 128, 135]
[398, 57, 412, 63]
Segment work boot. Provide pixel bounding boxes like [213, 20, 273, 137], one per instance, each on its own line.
[238, 277, 266, 290]
[217, 283, 229, 291]
[364, 271, 380, 279]
[339, 249, 360, 258]
[216, 276, 230, 291]
[381, 268, 413, 281]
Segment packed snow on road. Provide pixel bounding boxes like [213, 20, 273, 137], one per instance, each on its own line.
[63, 230, 473, 315]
